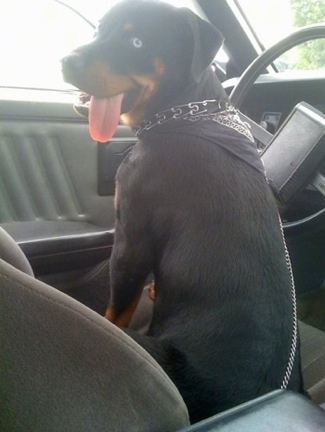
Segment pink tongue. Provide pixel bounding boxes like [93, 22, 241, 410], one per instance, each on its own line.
[89, 93, 124, 143]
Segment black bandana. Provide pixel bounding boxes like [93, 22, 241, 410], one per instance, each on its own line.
[133, 100, 265, 176]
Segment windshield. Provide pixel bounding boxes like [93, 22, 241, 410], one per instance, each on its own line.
[236, 0, 325, 71]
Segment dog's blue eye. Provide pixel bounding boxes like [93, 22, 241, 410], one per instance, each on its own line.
[131, 37, 143, 48]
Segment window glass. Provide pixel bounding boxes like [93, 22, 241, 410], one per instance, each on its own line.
[0, 1, 98, 90]
[0, 0, 201, 92]
[236, 0, 325, 71]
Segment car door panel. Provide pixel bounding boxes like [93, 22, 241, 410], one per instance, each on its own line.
[0, 96, 135, 278]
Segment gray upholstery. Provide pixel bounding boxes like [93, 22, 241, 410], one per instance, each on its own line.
[0, 227, 34, 277]
[0, 258, 189, 432]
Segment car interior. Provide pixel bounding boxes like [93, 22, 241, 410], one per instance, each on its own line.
[0, 0, 325, 430]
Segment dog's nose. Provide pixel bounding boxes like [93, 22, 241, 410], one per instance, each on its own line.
[61, 54, 86, 75]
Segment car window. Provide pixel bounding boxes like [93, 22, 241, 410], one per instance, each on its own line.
[236, 0, 325, 71]
[0, 0, 96, 91]
[0, 0, 202, 97]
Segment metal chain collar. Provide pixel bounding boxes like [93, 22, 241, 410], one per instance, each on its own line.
[133, 99, 254, 142]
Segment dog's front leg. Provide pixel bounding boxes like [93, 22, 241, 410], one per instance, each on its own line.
[105, 219, 152, 328]
[105, 285, 145, 327]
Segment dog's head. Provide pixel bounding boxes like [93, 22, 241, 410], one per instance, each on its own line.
[62, 0, 223, 142]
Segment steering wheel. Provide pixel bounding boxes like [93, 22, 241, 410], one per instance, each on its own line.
[230, 23, 325, 109]
[229, 24, 325, 229]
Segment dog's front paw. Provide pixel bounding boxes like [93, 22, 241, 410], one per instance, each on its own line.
[104, 306, 134, 328]
[104, 307, 116, 322]
[148, 280, 156, 301]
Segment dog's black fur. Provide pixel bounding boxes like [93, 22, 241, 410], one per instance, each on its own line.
[62, 0, 304, 423]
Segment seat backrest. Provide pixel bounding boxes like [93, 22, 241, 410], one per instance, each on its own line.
[0, 258, 189, 432]
[0, 227, 34, 277]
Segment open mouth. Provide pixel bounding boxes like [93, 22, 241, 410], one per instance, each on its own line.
[74, 87, 141, 143]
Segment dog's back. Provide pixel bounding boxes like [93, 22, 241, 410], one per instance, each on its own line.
[119, 105, 304, 419]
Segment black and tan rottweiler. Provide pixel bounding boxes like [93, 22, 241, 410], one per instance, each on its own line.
[62, 0, 304, 423]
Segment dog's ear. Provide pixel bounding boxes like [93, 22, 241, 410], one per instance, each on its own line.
[178, 8, 224, 83]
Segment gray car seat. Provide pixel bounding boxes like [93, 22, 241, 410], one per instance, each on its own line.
[0, 227, 324, 431]
[0, 228, 189, 432]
